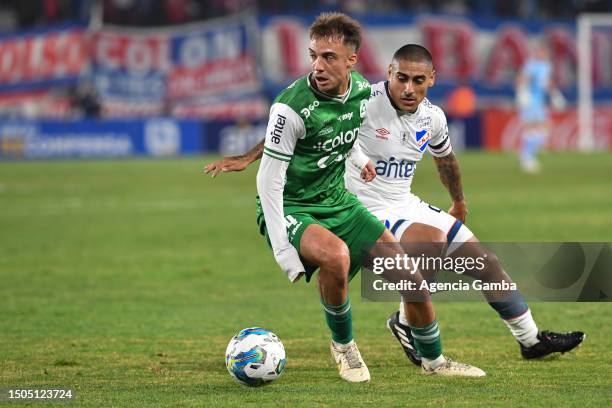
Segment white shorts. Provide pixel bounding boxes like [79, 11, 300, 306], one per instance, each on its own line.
[366, 194, 474, 255]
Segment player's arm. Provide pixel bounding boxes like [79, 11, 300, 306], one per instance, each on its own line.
[347, 140, 376, 182]
[204, 140, 264, 177]
[256, 103, 306, 282]
[432, 152, 467, 222]
[428, 110, 467, 223]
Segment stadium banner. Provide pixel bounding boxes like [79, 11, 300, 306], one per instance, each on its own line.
[446, 115, 482, 149]
[92, 14, 261, 117]
[361, 242, 612, 302]
[258, 14, 612, 102]
[0, 23, 89, 93]
[482, 107, 612, 150]
[0, 118, 203, 159]
[202, 120, 268, 156]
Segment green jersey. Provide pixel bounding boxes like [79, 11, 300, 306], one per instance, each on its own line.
[262, 71, 371, 212]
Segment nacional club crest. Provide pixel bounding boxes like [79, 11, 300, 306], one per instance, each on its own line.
[415, 129, 430, 152]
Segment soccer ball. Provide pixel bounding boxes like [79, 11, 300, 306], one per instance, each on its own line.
[225, 327, 286, 386]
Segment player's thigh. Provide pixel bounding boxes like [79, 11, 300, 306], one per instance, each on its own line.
[400, 223, 447, 268]
[383, 201, 472, 256]
[400, 223, 446, 244]
[414, 202, 473, 245]
[336, 204, 386, 280]
[299, 223, 350, 271]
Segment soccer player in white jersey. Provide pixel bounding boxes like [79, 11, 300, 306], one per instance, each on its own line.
[346, 44, 583, 365]
[205, 44, 584, 367]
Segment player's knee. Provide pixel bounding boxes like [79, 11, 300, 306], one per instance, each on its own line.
[329, 245, 351, 272]
[468, 249, 502, 280]
[319, 244, 350, 278]
[484, 253, 507, 279]
[479, 249, 500, 270]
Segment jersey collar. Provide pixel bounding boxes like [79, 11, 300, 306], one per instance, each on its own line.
[384, 80, 420, 116]
[307, 72, 352, 104]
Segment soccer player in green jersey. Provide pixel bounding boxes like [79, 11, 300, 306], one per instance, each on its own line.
[210, 12, 484, 382]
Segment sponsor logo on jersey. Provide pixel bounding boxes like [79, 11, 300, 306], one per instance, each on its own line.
[356, 80, 370, 91]
[371, 89, 383, 97]
[375, 157, 416, 179]
[360, 99, 368, 119]
[270, 114, 286, 144]
[300, 100, 320, 119]
[317, 151, 345, 169]
[313, 127, 359, 152]
[416, 129, 430, 152]
[376, 128, 390, 140]
[318, 126, 333, 136]
[416, 116, 432, 128]
[337, 112, 353, 122]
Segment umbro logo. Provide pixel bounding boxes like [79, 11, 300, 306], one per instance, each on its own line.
[376, 128, 390, 140]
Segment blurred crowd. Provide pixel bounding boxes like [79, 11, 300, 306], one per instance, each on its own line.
[262, 0, 611, 19]
[0, 0, 609, 30]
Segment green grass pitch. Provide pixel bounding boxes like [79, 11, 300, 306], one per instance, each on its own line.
[1, 151, 611, 407]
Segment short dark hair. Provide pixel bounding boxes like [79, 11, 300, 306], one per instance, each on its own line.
[309, 12, 362, 52]
[392, 44, 433, 67]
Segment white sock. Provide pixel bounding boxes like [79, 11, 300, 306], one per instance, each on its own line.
[503, 309, 539, 347]
[398, 301, 410, 326]
[422, 354, 446, 370]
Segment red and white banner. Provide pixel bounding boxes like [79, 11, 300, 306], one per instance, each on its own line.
[482, 107, 612, 150]
[260, 15, 611, 90]
[0, 24, 89, 90]
[92, 15, 261, 116]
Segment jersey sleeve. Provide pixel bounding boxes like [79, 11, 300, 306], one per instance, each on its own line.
[347, 139, 369, 170]
[262, 102, 305, 163]
[256, 102, 306, 282]
[427, 107, 453, 157]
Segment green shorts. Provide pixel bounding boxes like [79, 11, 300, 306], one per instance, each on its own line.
[257, 199, 385, 282]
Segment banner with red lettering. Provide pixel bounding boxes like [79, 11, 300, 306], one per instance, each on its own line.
[482, 107, 612, 150]
[259, 14, 612, 103]
[0, 23, 89, 92]
[92, 14, 261, 117]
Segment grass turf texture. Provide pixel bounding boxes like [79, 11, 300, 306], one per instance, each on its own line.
[1, 152, 611, 407]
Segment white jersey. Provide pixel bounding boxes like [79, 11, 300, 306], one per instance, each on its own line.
[345, 81, 452, 212]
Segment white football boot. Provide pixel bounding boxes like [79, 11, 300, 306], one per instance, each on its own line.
[422, 357, 486, 377]
[330, 340, 371, 383]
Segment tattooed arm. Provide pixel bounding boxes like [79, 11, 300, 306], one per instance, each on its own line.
[433, 152, 468, 222]
[204, 139, 264, 177]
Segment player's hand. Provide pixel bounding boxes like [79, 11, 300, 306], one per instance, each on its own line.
[274, 245, 305, 282]
[449, 200, 468, 223]
[361, 160, 376, 182]
[204, 156, 250, 178]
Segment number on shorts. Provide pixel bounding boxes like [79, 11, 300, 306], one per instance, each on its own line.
[428, 204, 442, 213]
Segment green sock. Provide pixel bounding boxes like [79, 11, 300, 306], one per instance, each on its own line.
[321, 297, 353, 344]
[410, 320, 443, 360]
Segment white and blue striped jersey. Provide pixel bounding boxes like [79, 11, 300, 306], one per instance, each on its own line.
[345, 81, 452, 210]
